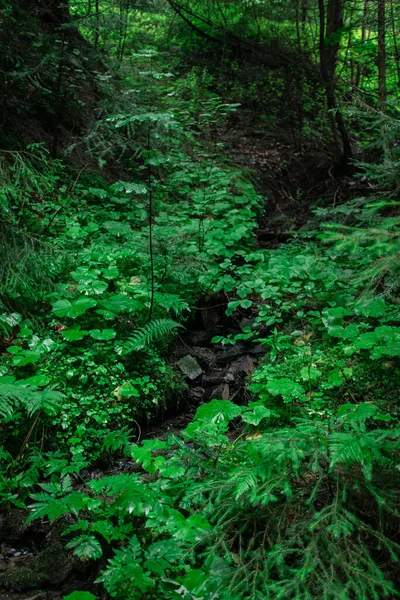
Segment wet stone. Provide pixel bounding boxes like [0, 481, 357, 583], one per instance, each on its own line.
[210, 383, 230, 400]
[1, 543, 72, 592]
[188, 387, 205, 402]
[247, 344, 266, 356]
[227, 355, 255, 378]
[239, 318, 255, 330]
[189, 347, 216, 368]
[177, 355, 203, 380]
[202, 370, 228, 387]
[215, 343, 247, 364]
[186, 330, 212, 345]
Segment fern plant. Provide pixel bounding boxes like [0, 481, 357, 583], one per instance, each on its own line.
[0, 144, 61, 301]
[0, 383, 64, 418]
[117, 318, 182, 355]
[27, 400, 400, 600]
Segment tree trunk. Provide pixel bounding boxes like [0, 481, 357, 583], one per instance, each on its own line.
[390, 0, 400, 88]
[377, 0, 386, 111]
[94, 0, 100, 49]
[355, 0, 369, 87]
[318, 0, 352, 170]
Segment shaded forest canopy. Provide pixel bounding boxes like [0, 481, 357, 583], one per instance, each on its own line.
[0, 1, 400, 599]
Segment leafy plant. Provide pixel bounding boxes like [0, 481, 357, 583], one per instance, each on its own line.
[118, 318, 183, 354]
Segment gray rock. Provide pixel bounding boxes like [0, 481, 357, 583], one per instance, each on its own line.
[210, 383, 230, 400]
[189, 347, 216, 368]
[201, 306, 221, 330]
[187, 330, 212, 345]
[1, 543, 72, 592]
[202, 370, 228, 387]
[227, 355, 255, 379]
[188, 387, 205, 402]
[248, 344, 266, 356]
[240, 318, 255, 330]
[215, 343, 246, 364]
[177, 355, 203, 380]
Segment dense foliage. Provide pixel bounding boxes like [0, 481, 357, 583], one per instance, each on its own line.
[0, 0, 399, 599]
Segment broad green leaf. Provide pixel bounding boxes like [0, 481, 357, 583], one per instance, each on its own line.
[89, 328, 116, 341]
[100, 294, 142, 314]
[62, 325, 88, 342]
[103, 221, 132, 236]
[53, 297, 97, 319]
[64, 592, 96, 600]
[78, 280, 108, 295]
[102, 266, 119, 280]
[180, 569, 208, 593]
[300, 366, 322, 381]
[336, 403, 378, 423]
[10, 350, 41, 366]
[195, 400, 242, 424]
[29, 336, 56, 353]
[23, 375, 51, 386]
[111, 181, 148, 195]
[355, 298, 387, 318]
[242, 404, 273, 425]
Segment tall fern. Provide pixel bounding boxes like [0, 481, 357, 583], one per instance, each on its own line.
[0, 384, 64, 418]
[119, 318, 182, 354]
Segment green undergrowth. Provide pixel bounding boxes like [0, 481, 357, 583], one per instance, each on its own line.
[0, 54, 262, 504]
[32, 189, 400, 600]
[6, 168, 400, 599]
[1, 47, 400, 600]
[31, 151, 400, 598]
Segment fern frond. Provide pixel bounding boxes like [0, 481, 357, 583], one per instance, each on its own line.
[232, 470, 258, 500]
[122, 318, 182, 354]
[0, 384, 64, 418]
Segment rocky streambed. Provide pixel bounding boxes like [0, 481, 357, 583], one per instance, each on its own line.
[0, 300, 265, 600]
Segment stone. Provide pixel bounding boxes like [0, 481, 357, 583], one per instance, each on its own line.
[215, 343, 247, 364]
[0, 511, 28, 543]
[188, 387, 205, 402]
[201, 306, 222, 331]
[186, 330, 212, 345]
[202, 370, 227, 387]
[189, 347, 216, 368]
[176, 355, 203, 380]
[210, 383, 230, 400]
[248, 344, 265, 356]
[1, 566, 47, 592]
[239, 318, 255, 330]
[1, 543, 72, 592]
[227, 355, 255, 379]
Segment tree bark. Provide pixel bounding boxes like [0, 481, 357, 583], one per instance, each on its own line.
[318, 0, 352, 169]
[355, 0, 369, 87]
[94, 0, 100, 49]
[377, 0, 386, 111]
[390, 0, 400, 88]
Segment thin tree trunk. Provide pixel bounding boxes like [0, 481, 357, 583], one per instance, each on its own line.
[390, 0, 400, 87]
[51, 0, 69, 158]
[318, 0, 352, 169]
[377, 0, 386, 111]
[295, 0, 302, 52]
[355, 0, 368, 87]
[94, 0, 100, 49]
[119, 6, 130, 61]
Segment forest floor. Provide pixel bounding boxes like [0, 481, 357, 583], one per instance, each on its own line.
[0, 105, 350, 600]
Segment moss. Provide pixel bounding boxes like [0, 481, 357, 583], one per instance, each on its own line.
[2, 568, 47, 593]
[1, 543, 72, 592]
